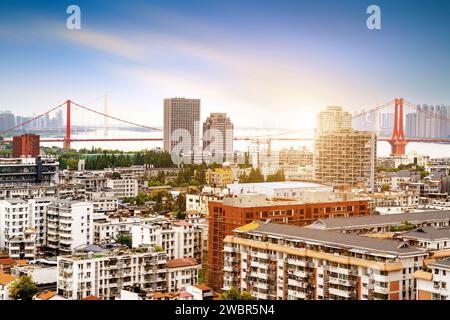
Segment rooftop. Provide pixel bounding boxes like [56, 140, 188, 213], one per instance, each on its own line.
[238, 221, 426, 257]
[35, 290, 57, 300]
[403, 227, 450, 241]
[227, 181, 328, 190]
[166, 257, 198, 269]
[309, 210, 450, 230]
[0, 272, 16, 285]
[430, 257, 450, 270]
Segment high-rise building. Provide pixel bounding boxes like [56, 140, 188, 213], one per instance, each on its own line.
[12, 134, 40, 157]
[0, 111, 15, 132]
[163, 98, 200, 162]
[406, 113, 417, 138]
[202, 113, 233, 163]
[316, 106, 352, 135]
[314, 129, 376, 189]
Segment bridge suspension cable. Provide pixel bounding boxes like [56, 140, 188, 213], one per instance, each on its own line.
[352, 100, 395, 118]
[0, 101, 67, 136]
[71, 101, 162, 132]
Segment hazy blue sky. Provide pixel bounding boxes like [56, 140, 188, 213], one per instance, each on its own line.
[0, 0, 449, 129]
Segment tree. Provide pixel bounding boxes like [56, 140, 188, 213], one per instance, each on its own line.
[173, 193, 186, 214]
[116, 234, 132, 248]
[266, 169, 286, 182]
[221, 288, 256, 300]
[153, 244, 164, 252]
[112, 172, 122, 180]
[9, 275, 38, 301]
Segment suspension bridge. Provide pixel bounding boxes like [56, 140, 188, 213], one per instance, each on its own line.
[0, 98, 449, 156]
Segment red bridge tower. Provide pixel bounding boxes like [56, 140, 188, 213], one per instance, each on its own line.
[389, 98, 407, 156]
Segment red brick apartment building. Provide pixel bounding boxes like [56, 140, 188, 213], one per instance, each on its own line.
[12, 134, 40, 158]
[207, 193, 370, 290]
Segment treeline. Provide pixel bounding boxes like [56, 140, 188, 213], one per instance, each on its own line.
[54, 148, 175, 170]
[239, 168, 285, 183]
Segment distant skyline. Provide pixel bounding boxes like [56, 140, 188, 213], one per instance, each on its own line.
[1, 0, 450, 129]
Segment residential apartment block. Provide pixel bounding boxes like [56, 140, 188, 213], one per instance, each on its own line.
[314, 129, 376, 189]
[415, 257, 450, 300]
[316, 106, 352, 135]
[205, 168, 234, 187]
[57, 247, 168, 300]
[223, 221, 427, 300]
[202, 112, 234, 163]
[46, 200, 94, 255]
[163, 98, 201, 159]
[207, 192, 370, 290]
[132, 220, 203, 261]
[106, 177, 138, 198]
[308, 210, 450, 234]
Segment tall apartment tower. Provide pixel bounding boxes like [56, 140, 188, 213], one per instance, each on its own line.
[314, 106, 375, 190]
[202, 113, 234, 163]
[316, 106, 352, 135]
[164, 98, 200, 161]
[314, 129, 376, 189]
[12, 134, 40, 157]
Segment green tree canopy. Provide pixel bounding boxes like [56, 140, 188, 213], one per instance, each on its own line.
[9, 275, 39, 301]
[220, 288, 255, 300]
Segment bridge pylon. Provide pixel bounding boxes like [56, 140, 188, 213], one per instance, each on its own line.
[388, 98, 408, 156]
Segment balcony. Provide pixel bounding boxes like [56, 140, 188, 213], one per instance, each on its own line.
[293, 270, 310, 278]
[373, 286, 389, 294]
[329, 287, 352, 298]
[287, 290, 307, 300]
[287, 259, 307, 267]
[253, 282, 269, 290]
[253, 252, 269, 259]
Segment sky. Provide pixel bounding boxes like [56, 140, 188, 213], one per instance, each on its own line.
[0, 0, 450, 130]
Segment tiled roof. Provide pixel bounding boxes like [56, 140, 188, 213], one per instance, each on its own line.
[36, 290, 57, 300]
[403, 227, 450, 240]
[0, 272, 16, 285]
[195, 284, 212, 292]
[0, 258, 16, 265]
[80, 296, 101, 300]
[166, 258, 198, 268]
[241, 221, 426, 256]
[310, 210, 450, 230]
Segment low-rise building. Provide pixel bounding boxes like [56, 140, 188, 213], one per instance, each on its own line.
[166, 257, 201, 292]
[0, 272, 16, 300]
[185, 284, 214, 300]
[106, 177, 138, 198]
[206, 168, 233, 187]
[402, 227, 450, 250]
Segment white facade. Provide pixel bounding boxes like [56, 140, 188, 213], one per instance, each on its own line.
[0, 273, 16, 301]
[132, 221, 202, 260]
[227, 181, 332, 199]
[47, 200, 94, 255]
[106, 178, 138, 198]
[85, 190, 118, 214]
[166, 258, 201, 292]
[0, 199, 37, 258]
[11, 263, 57, 285]
[57, 249, 167, 300]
